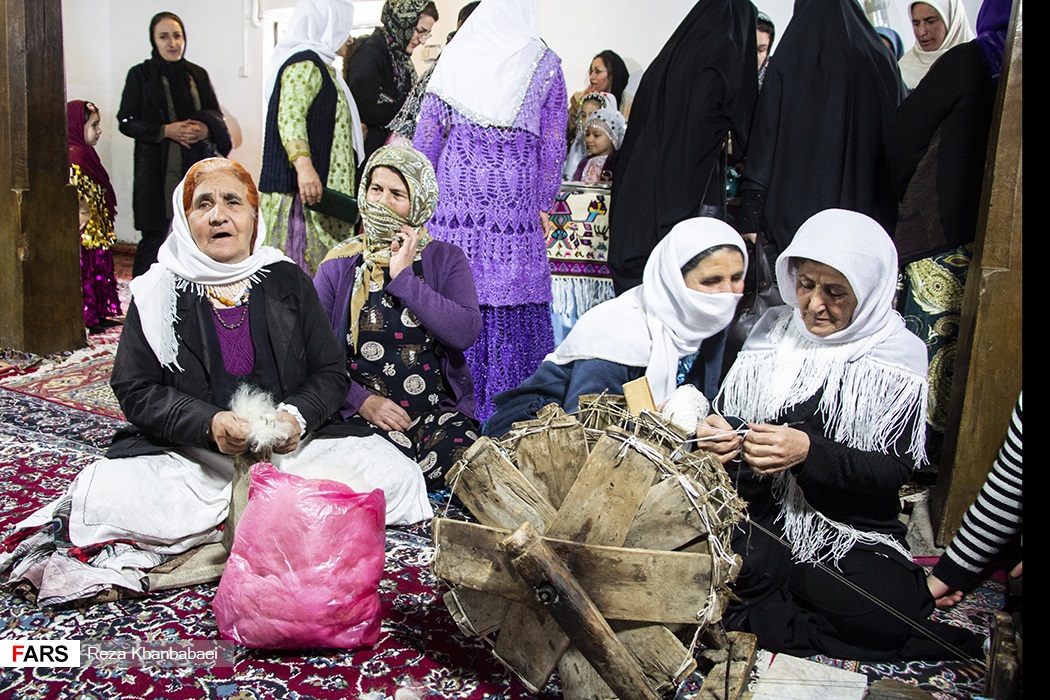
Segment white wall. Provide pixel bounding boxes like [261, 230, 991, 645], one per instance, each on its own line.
[63, 0, 985, 244]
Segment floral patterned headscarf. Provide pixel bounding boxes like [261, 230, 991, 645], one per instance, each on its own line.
[381, 0, 431, 98]
[323, 145, 439, 350]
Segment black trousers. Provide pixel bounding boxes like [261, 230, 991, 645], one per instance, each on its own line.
[133, 225, 170, 278]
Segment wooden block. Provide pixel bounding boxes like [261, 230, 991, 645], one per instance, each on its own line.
[492, 433, 663, 688]
[442, 587, 511, 638]
[445, 437, 558, 531]
[559, 624, 697, 700]
[622, 376, 656, 415]
[513, 415, 589, 509]
[499, 522, 661, 700]
[696, 631, 757, 700]
[432, 519, 714, 623]
[623, 476, 713, 551]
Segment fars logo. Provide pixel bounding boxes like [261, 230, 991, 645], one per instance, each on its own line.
[1, 640, 81, 667]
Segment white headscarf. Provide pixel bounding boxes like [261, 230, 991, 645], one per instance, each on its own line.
[584, 107, 628, 151]
[265, 0, 364, 162]
[898, 0, 976, 89]
[564, 91, 618, 180]
[129, 161, 292, 371]
[548, 217, 746, 405]
[424, 0, 548, 128]
[718, 209, 930, 565]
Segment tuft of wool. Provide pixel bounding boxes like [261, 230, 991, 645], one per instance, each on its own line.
[230, 384, 293, 452]
[661, 384, 710, 436]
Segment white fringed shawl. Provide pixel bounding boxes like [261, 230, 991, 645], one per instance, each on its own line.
[718, 209, 930, 566]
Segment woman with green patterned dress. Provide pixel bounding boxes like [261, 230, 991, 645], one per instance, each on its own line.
[259, 0, 365, 276]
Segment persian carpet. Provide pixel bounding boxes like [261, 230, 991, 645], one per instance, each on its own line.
[0, 354, 1002, 699]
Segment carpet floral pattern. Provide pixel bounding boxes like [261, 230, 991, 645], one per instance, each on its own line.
[0, 364, 1001, 699]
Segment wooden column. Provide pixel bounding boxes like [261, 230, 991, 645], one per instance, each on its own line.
[932, 0, 1023, 545]
[1, 0, 86, 354]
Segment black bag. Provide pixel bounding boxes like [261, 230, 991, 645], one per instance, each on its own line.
[721, 233, 784, 376]
[305, 187, 360, 225]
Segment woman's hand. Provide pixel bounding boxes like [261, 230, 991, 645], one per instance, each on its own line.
[695, 414, 743, 465]
[272, 411, 303, 455]
[185, 119, 209, 144]
[209, 411, 251, 455]
[293, 156, 323, 206]
[926, 573, 965, 609]
[389, 224, 420, 279]
[359, 395, 411, 432]
[164, 120, 203, 148]
[742, 423, 810, 475]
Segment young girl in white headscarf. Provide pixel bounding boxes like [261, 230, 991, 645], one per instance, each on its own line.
[697, 208, 981, 660]
[572, 107, 627, 184]
[563, 91, 617, 181]
[485, 216, 746, 438]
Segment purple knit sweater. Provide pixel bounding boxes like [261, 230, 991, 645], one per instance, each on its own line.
[314, 240, 482, 419]
[413, 48, 568, 308]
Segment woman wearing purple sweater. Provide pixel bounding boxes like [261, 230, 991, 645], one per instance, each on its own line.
[315, 145, 481, 489]
[413, 0, 568, 421]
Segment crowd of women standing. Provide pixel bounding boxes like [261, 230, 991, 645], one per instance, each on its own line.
[51, 0, 1019, 664]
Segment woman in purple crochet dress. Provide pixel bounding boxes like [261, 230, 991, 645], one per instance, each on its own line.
[414, 0, 567, 420]
[68, 100, 123, 333]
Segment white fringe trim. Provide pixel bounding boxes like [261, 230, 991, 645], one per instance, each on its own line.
[550, 276, 615, 317]
[718, 313, 928, 467]
[773, 473, 913, 567]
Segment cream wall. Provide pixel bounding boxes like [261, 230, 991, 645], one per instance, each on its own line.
[62, 0, 984, 244]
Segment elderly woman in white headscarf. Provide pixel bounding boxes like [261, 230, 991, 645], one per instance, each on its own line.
[485, 217, 746, 439]
[899, 0, 975, 90]
[259, 0, 365, 276]
[0, 158, 430, 606]
[697, 208, 980, 660]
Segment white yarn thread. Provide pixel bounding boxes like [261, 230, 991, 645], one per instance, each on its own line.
[230, 384, 294, 452]
[661, 384, 710, 436]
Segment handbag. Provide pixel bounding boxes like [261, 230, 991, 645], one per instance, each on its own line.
[697, 131, 730, 220]
[721, 233, 784, 376]
[305, 187, 360, 225]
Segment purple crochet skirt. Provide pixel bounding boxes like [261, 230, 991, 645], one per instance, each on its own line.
[469, 303, 554, 422]
[81, 247, 122, 328]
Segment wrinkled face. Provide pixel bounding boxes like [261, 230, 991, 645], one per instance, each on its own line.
[153, 18, 185, 62]
[911, 2, 947, 51]
[756, 30, 772, 70]
[406, 15, 435, 54]
[83, 111, 102, 147]
[588, 57, 611, 93]
[187, 171, 256, 264]
[794, 260, 858, 336]
[584, 126, 614, 157]
[366, 166, 411, 218]
[683, 249, 745, 294]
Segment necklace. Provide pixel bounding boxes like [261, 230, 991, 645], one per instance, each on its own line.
[207, 284, 251, 308]
[212, 298, 250, 330]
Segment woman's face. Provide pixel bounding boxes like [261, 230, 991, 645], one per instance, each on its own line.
[153, 18, 185, 62]
[187, 170, 256, 264]
[83, 111, 102, 147]
[588, 58, 611, 93]
[406, 15, 436, 54]
[684, 249, 745, 294]
[911, 3, 947, 51]
[584, 126, 614, 157]
[794, 260, 858, 336]
[366, 166, 411, 218]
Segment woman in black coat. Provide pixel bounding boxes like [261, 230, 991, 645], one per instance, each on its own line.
[118, 11, 231, 278]
[344, 0, 438, 163]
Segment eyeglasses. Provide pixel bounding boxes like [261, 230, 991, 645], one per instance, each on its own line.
[413, 26, 432, 40]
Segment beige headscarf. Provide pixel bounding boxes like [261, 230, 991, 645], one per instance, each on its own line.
[323, 144, 439, 351]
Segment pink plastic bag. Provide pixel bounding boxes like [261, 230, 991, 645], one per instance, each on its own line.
[213, 462, 386, 649]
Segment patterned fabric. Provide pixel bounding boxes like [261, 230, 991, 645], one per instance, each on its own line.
[546, 185, 614, 340]
[387, 61, 436, 141]
[380, 0, 429, 98]
[349, 264, 449, 414]
[897, 244, 971, 434]
[325, 144, 439, 351]
[80, 246, 122, 330]
[470, 303, 554, 422]
[261, 60, 358, 276]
